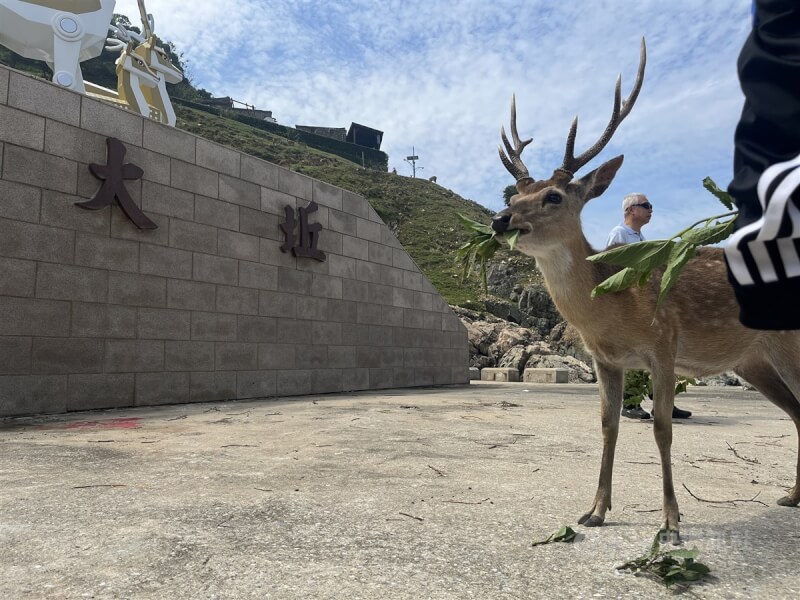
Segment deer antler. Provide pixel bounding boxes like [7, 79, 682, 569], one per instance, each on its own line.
[560, 37, 646, 176]
[498, 94, 533, 181]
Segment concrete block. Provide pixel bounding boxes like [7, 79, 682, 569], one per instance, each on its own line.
[276, 369, 313, 396]
[195, 195, 239, 231]
[220, 174, 259, 209]
[190, 312, 237, 341]
[218, 230, 259, 261]
[0, 217, 74, 263]
[105, 340, 164, 372]
[143, 119, 195, 163]
[108, 272, 166, 307]
[166, 279, 215, 311]
[0, 180, 41, 223]
[393, 368, 415, 388]
[137, 308, 191, 340]
[356, 260, 381, 284]
[382, 306, 404, 327]
[3, 144, 77, 194]
[165, 341, 215, 371]
[414, 368, 437, 386]
[123, 145, 170, 186]
[193, 253, 238, 285]
[71, 302, 136, 338]
[169, 218, 218, 254]
[403, 270, 424, 292]
[481, 368, 520, 382]
[75, 233, 139, 272]
[258, 290, 296, 318]
[258, 343, 296, 370]
[276, 319, 313, 345]
[310, 369, 342, 394]
[139, 244, 193, 279]
[356, 303, 383, 326]
[523, 368, 569, 383]
[189, 371, 237, 403]
[239, 206, 282, 240]
[67, 373, 135, 411]
[369, 242, 393, 266]
[316, 229, 342, 255]
[355, 345, 381, 369]
[240, 154, 280, 189]
[277, 169, 312, 201]
[369, 367, 394, 389]
[261, 187, 294, 216]
[32, 337, 104, 374]
[0, 375, 67, 416]
[413, 292, 435, 312]
[296, 296, 328, 321]
[368, 325, 394, 347]
[236, 370, 276, 399]
[328, 254, 356, 280]
[312, 180, 342, 210]
[215, 342, 258, 370]
[170, 159, 218, 197]
[356, 217, 382, 243]
[342, 190, 369, 219]
[423, 311, 442, 331]
[216, 286, 259, 315]
[0, 336, 31, 374]
[403, 309, 425, 329]
[381, 227, 403, 249]
[80, 95, 143, 146]
[8, 71, 80, 126]
[277, 268, 312, 295]
[342, 367, 369, 391]
[469, 367, 481, 380]
[0, 67, 8, 104]
[368, 283, 393, 306]
[0, 256, 36, 297]
[259, 237, 296, 268]
[141, 181, 194, 220]
[135, 371, 190, 406]
[0, 104, 45, 150]
[44, 118, 105, 164]
[367, 204, 383, 224]
[239, 261, 277, 291]
[393, 248, 417, 271]
[196, 138, 240, 177]
[380, 265, 404, 288]
[41, 189, 109, 234]
[380, 347, 404, 368]
[35, 263, 107, 302]
[342, 279, 369, 303]
[310, 274, 342, 300]
[327, 346, 356, 369]
[311, 321, 342, 345]
[392, 288, 416, 309]
[236, 315, 277, 342]
[0, 297, 70, 336]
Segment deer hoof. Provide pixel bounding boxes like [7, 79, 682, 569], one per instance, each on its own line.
[660, 529, 682, 545]
[578, 513, 604, 527]
[776, 495, 800, 507]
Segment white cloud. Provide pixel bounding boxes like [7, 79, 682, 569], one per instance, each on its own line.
[114, 0, 751, 247]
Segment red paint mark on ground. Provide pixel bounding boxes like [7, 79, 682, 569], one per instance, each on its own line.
[38, 417, 142, 430]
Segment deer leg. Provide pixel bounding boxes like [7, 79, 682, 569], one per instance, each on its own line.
[651, 363, 680, 539]
[735, 360, 800, 506]
[578, 360, 623, 527]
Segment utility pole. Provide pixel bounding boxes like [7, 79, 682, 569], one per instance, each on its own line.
[404, 147, 423, 178]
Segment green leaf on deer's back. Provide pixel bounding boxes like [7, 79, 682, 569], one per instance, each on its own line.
[637, 270, 652, 288]
[591, 267, 641, 298]
[703, 176, 735, 211]
[680, 218, 737, 246]
[588, 240, 675, 272]
[655, 242, 696, 311]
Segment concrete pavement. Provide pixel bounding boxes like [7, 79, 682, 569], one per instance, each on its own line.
[1, 382, 799, 599]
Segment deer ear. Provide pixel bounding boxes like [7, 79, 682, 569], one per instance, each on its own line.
[576, 155, 624, 202]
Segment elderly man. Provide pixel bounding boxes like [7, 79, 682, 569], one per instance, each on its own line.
[606, 193, 692, 420]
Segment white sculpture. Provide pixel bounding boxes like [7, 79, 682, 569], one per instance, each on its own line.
[85, 1, 183, 126]
[0, 0, 118, 93]
[0, 0, 183, 126]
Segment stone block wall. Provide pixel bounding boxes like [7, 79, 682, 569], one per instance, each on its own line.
[0, 65, 469, 416]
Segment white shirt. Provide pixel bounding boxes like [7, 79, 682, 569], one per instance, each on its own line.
[606, 223, 644, 247]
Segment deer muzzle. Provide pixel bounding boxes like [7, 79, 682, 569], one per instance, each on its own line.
[491, 209, 512, 233]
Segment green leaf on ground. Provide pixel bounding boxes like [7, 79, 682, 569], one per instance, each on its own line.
[617, 530, 711, 587]
[531, 525, 578, 547]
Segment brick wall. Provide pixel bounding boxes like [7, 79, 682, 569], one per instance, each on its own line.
[0, 65, 469, 417]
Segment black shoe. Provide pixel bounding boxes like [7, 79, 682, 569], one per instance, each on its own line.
[672, 406, 692, 419]
[622, 406, 651, 419]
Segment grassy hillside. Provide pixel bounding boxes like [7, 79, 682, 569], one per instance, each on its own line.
[1, 54, 539, 306]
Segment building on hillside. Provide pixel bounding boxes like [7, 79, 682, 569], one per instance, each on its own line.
[202, 96, 277, 122]
[347, 123, 383, 150]
[295, 125, 347, 142]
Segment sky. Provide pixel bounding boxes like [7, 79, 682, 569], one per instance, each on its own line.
[114, 0, 751, 248]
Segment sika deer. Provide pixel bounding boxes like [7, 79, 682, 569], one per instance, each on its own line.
[492, 38, 800, 539]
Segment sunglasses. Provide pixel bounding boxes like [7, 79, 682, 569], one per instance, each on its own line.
[630, 202, 653, 210]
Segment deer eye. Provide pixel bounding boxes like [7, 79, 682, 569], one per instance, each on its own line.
[544, 192, 562, 205]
